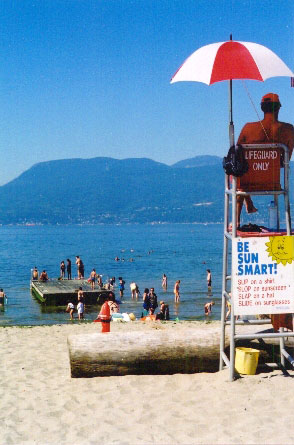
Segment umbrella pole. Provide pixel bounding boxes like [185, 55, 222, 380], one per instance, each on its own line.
[228, 79, 234, 146]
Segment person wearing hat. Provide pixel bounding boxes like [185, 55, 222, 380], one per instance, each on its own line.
[236, 92, 294, 226]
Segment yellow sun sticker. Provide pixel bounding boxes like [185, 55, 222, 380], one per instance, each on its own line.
[265, 236, 294, 265]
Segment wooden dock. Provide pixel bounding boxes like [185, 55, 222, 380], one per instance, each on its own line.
[31, 279, 113, 306]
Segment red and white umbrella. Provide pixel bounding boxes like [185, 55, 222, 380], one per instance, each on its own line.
[171, 39, 294, 145]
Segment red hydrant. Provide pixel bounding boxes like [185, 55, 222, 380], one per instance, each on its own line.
[94, 300, 111, 333]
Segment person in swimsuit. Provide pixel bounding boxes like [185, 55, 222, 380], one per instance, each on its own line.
[39, 270, 48, 282]
[174, 280, 180, 303]
[77, 295, 84, 320]
[76, 256, 81, 279]
[162, 274, 167, 290]
[236, 93, 294, 226]
[107, 292, 120, 314]
[90, 269, 96, 290]
[204, 301, 215, 316]
[206, 270, 212, 290]
[119, 277, 125, 299]
[66, 259, 72, 280]
[142, 288, 150, 316]
[32, 267, 39, 281]
[60, 261, 65, 279]
[0, 289, 6, 306]
[66, 300, 75, 320]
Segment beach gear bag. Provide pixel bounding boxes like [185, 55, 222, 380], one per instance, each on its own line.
[223, 144, 249, 177]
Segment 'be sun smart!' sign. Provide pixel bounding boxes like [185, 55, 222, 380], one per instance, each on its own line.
[232, 236, 294, 315]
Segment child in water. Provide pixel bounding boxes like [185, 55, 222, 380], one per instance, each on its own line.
[204, 301, 215, 316]
[77, 296, 84, 320]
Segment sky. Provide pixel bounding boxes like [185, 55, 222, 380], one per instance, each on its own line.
[0, 0, 294, 184]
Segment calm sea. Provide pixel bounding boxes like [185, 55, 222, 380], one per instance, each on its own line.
[0, 223, 224, 326]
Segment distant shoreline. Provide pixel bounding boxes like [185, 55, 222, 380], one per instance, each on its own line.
[0, 221, 224, 227]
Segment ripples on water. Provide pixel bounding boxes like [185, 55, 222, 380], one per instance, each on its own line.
[0, 224, 224, 326]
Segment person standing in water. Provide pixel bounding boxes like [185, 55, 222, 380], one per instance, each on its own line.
[174, 280, 180, 303]
[162, 274, 167, 290]
[204, 301, 215, 316]
[206, 269, 212, 290]
[0, 289, 6, 306]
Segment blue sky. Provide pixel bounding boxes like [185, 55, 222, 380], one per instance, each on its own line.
[0, 0, 293, 184]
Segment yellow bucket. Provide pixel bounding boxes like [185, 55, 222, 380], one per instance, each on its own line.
[235, 347, 260, 375]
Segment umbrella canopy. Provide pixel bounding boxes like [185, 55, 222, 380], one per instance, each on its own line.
[171, 40, 294, 146]
[171, 40, 294, 85]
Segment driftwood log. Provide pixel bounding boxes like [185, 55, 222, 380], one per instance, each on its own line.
[67, 324, 294, 378]
[68, 329, 222, 377]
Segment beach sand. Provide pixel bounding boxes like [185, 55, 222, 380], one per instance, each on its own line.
[1, 320, 294, 445]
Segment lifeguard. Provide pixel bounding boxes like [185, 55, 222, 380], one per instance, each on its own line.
[236, 93, 294, 226]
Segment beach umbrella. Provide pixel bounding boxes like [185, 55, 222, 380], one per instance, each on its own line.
[170, 37, 294, 145]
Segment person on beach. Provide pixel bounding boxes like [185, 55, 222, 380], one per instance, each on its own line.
[174, 280, 180, 303]
[77, 296, 84, 320]
[60, 261, 65, 279]
[204, 301, 215, 316]
[149, 287, 158, 313]
[206, 270, 212, 290]
[39, 270, 48, 282]
[66, 301, 75, 320]
[32, 267, 39, 281]
[66, 259, 72, 280]
[142, 288, 150, 315]
[108, 292, 120, 314]
[89, 269, 96, 290]
[236, 93, 294, 226]
[0, 289, 6, 306]
[156, 301, 170, 320]
[162, 274, 167, 290]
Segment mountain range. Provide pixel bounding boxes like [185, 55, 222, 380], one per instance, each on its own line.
[0, 155, 292, 224]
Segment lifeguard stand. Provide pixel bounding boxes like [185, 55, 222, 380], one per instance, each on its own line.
[220, 143, 294, 381]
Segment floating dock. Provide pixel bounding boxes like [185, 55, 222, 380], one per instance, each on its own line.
[31, 279, 113, 306]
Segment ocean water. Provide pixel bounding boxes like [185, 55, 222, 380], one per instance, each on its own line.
[0, 223, 224, 326]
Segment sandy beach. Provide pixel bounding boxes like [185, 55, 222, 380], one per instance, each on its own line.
[1, 320, 294, 445]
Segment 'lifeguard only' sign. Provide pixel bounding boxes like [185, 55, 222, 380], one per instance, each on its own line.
[237, 147, 281, 191]
[232, 236, 294, 315]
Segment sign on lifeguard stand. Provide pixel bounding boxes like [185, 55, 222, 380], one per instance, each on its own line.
[237, 146, 282, 191]
[232, 236, 294, 316]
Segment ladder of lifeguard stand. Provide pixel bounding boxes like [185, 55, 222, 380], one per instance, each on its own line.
[220, 143, 294, 381]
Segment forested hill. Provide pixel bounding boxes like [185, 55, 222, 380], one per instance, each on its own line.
[0, 155, 292, 224]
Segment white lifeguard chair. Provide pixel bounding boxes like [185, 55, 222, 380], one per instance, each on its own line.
[220, 143, 294, 381]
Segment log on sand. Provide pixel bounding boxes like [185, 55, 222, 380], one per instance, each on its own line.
[68, 329, 222, 378]
[68, 324, 294, 378]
